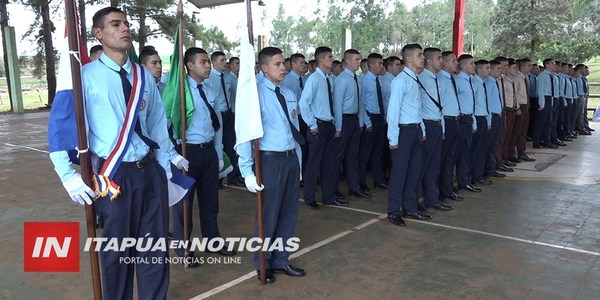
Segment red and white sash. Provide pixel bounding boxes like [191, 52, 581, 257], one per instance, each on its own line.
[93, 64, 146, 200]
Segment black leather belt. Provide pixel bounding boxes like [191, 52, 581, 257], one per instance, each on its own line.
[116, 151, 154, 169]
[316, 118, 334, 124]
[260, 149, 296, 157]
[398, 123, 420, 128]
[367, 112, 383, 117]
[444, 116, 459, 120]
[423, 119, 441, 124]
[492, 113, 501, 116]
[343, 113, 358, 118]
[188, 140, 214, 149]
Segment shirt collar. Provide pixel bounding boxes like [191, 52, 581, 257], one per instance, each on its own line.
[458, 71, 471, 80]
[187, 75, 201, 88]
[439, 69, 452, 79]
[343, 68, 356, 77]
[403, 67, 417, 78]
[421, 68, 437, 79]
[99, 52, 131, 73]
[366, 71, 378, 80]
[289, 70, 302, 79]
[211, 69, 223, 76]
[262, 77, 278, 91]
[316, 67, 328, 80]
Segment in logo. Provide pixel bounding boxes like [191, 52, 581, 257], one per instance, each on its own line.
[24, 222, 79, 272]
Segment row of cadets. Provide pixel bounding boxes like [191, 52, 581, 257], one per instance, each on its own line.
[471, 59, 493, 186]
[511, 59, 536, 162]
[386, 43, 427, 226]
[495, 57, 517, 172]
[418, 48, 454, 212]
[206, 51, 245, 187]
[484, 60, 507, 179]
[238, 47, 306, 284]
[333, 49, 371, 199]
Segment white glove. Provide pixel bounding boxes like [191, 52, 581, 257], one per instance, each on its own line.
[171, 155, 189, 172]
[244, 175, 264, 193]
[62, 173, 97, 205]
[219, 160, 224, 171]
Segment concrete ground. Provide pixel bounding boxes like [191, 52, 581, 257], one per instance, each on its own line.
[1, 112, 599, 299]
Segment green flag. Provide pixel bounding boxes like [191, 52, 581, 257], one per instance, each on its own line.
[161, 17, 194, 138]
[129, 44, 139, 64]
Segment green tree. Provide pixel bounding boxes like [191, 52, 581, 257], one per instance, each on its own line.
[270, 3, 295, 56]
[411, 0, 453, 50]
[342, 0, 389, 54]
[384, 1, 416, 55]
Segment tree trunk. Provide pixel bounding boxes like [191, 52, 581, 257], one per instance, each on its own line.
[138, 9, 146, 53]
[0, 0, 12, 106]
[41, 0, 56, 106]
[78, 0, 87, 51]
[110, 0, 119, 7]
[529, 39, 536, 62]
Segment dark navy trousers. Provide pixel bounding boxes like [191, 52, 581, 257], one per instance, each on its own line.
[456, 115, 473, 188]
[470, 116, 488, 182]
[253, 151, 300, 269]
[96, 158, 169, 300]
[420, 120, 442, 206]
[439, 117, 459, 197]
[173, 143, 220, 257]
[485, 113, 502, 176]
[358, 113, 386, 187]
[303, 120, 337, 204]
[387, 125, 422, 214]
[533, 97, 553, 146]
[335, 114, 361, 192]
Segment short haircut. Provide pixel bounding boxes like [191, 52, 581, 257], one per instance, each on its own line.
[89, 44, 103, 56]
[457, 54, 473, 63]
[574, 64, 585, 71]
[210, 51, 226, 61]
[401, 43, 423, 58]
[139, 46, 159, 65]
[360, 58, 368, 66]
[343, 49, 360, 60]
[385, 55, 400, 68]
[518, 58, 531, 68]
[507, 58, 516, 66]
[284, 57, 290, 62]
[92, 7, 124, 29]
[494, 56, 508, 62]
[228, 57, 239, 64]
[542, 58, 554, 67]
[332, 60, 342, 67]
[258, 47, 283, 66]
[184, 47, 208, 67]
[489, 60, 501, 67]
[475, 59, 489, 66]
[309, 59, 316, 67]
[423, 47, 441, 61]
[314, 46, 332, 61]
[290, 53, 305, 64]
[441, 51, 454, 59]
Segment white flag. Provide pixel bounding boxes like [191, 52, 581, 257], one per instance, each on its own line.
[234, 25, 263, 150]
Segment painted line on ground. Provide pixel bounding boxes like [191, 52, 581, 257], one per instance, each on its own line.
[4, 143, 49, 154]
[189, 216, 384, 300]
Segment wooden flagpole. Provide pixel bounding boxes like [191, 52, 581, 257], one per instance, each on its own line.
[176, 0, 192, 268]
[65, 0, 102, 298]
[244, 0, 266, 285]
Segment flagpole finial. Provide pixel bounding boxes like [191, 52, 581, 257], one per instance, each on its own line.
[177, 0, 183, 17]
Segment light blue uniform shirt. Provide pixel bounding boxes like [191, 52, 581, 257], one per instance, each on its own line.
[418, 68, 444, 136]
[551, 72, 560, 99]
[560, 73, 573, 99]
[485, 76, 503, 115]
[527, 73, 537, 98]
[362, 71, 387, 128]
[50, 53, 176, 182]
[536, 70, 553, 109]
[237, 78, 302, 178]
[386, 68, 423, 146]
[186, 76, 223, 162]
[381, 72, 395, 114]
[571, 76, 579, 101]
[472, 75, 491, 127]
[455, 71, 477, 130]
[438, 69, 460, 117]
[576, 76, 585, 96]
[333, 68, 364, 131]
[299, 67, 335, 130]
[206, 69, 234, 112]
[226, 72, 238, 112]
[281, 70, 306, 103]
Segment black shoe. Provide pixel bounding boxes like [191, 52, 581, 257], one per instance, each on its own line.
[306, 201, 319, 209]
[388, 213, 406, 226]
[460, 184, 481, 193]
[427, 202, 453, 211]
[257, 269, 276, 284]
[273, 264, 306, 277]
[568, 134, 578, 139]
[323, 199, 349, 206]
[563, 137, 573, 142]
[526, 136, 533, 141]
[546, 143, 559, 149]
[497, 165, 514, 172]
[359, 184, 371, 193]
[489, 171, 507, 178]
[207, 248, 237, 256]
[441, 192, 464, 201]
[335, 190, 345, 199]
[478, 178, 493, 185]
[507, 157, 522, 163]
[555, 140, 567, 146]
[586, 127, 595, 132]
[374, 183, 389, 190]
[228, 178, 245, 187]
[533, 144, 542, 149]
[403, 211, 432, 220]
[518, 155, 536, 162]
[580, 130, 592, 135]
[504, 161, 517, 167]
[349, 189, 371, 198]
[417, 203, 428, 213]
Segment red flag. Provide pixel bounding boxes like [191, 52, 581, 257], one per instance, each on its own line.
[452, 0, 465, 56]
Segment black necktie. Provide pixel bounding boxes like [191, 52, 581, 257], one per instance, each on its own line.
[275, 87, 306, 146]
[500, 77, 507, 109]
[375, 76, 384, 115]
[495, 81, 503, 108]
[549, 74, 555, 98]
[450, 75, 461, 112]
[220, 73, 229, 110]
[299, 76, 304, 90]
[326, 76, 334, 117]
[511, 81, 517, 108]
[118, 67, 158, 149]
[582, 77, 588, 94]
[198, 84, 221, 132]
[353, 74, 360, 100]
[469, 77, 476, 113]
[482, 82, 489, 115]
